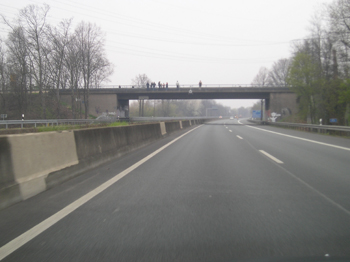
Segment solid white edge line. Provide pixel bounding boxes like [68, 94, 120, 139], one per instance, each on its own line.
[238, 120, 350, 151]
[259, 150, 284, 164]
[0, 125, 203, 261]
[236, 135, 243, 140]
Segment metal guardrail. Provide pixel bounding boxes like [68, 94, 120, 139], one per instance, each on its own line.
[0, 119, 114, 129]
[130, 116, 215, 122]
[248, 119, 350, 135]
[0, 117, 215, 129]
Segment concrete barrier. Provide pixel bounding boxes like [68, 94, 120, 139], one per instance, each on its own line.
[0, 132, 78, 209]
[182, 120, 191, 128]
[0, 120, 204, 210]
[160, 122, 166, 135]
[46, 123, 163, 188]
[164, 121, 181, 133]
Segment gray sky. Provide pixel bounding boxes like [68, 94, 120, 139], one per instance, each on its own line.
[0, 0, 334, 109]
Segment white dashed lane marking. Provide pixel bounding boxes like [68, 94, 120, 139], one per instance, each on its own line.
[259, 150, 284, 164]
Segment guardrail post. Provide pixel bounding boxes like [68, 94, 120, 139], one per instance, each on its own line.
[21, 122, 23, 128]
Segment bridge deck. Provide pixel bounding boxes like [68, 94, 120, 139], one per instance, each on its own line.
[59, 87, 292, 100]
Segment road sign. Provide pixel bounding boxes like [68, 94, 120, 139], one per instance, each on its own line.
[1, 114, 7, 120]
[329, 118, 337, 123]
[252, 110, 261, 119]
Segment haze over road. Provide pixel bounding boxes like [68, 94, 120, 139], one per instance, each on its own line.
[1, 119, 350, 261]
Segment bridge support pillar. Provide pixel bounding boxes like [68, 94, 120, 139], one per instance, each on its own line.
[265, 98, 270, 121]
[116, 96, 129, 118]
[269, 92, 298, 119]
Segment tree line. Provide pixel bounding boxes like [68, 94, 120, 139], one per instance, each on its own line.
[251, 0, 350, 125]
[0, 4, 113, 119]
[129, 99, 251, 118]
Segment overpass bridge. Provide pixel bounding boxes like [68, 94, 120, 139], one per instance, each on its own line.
[59, 85, 297, 118]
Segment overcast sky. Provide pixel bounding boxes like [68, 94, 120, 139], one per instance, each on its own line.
[0, 0, 334, 109]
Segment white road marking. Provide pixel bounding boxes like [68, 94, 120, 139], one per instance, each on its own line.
[236, 135, 243, 140]
[0, 125, 203, 261]
[239, 120, 350, 217]
[238, 120, 350, 152]
[229, 130, 232, 132]
[259, 150, 284, 164]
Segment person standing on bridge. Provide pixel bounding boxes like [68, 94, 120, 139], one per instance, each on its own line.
[176, 81, 180, 89]
[199, 80, 202, 89]
[166, 82, 168, 90]
[158, 81, 161, 89]
[146, 82, 149, 90]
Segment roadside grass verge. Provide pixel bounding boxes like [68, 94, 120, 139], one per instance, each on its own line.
[0, 121, 130, 135]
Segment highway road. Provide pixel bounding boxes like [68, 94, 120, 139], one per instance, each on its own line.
[1, 119, 350, 261]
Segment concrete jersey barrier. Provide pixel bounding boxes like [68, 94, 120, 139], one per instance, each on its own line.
[0, 132, 78, 209]
[0, 120, 205, 210]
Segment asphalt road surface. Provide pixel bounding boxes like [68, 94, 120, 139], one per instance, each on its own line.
[1, 119, 350, 262]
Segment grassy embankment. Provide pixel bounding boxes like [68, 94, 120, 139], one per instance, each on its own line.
[0, 121, 129, 135]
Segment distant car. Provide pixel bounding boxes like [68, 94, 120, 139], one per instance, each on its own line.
[219, 116, 222, 118]
[230, 116, 234, 120]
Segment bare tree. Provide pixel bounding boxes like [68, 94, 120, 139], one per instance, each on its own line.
[131, 73, 151, 88]
[0, 39, 7, 113]
[75, 21, 111, 119]
[5, 26, 31, 115]
[268, 58, 291, 87]
[90, 56, 113, 89]
[46, 19, 73, 118]
[64, 33, 82, 119]
[328, 0, 350, 48]
[327, 0, 350, 78]
[17, 4, 50, 118]
[132, 74, 151, 116]
[251, 67, 270, 86]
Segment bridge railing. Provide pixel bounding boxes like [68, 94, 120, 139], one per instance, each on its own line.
[98, 84, 288, 89]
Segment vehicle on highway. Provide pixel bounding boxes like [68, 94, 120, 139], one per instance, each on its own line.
[230, 116, 234, 120]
